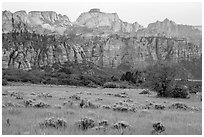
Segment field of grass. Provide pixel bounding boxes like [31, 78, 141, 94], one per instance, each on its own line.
[2, 83, 202, 135]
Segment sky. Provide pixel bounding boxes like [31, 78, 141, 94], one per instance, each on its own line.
[2, 0, 202, 27]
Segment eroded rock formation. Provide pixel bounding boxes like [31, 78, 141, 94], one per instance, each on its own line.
[2, 9, 202, 71]
[2, 10, 72, 34]
[75, 9, 144, 33]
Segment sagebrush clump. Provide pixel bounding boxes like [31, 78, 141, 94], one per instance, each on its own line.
[169, 102, 190, 110]
[112, 121, 131, 135]
[76, 117, 95, 130]
[39, 117, 67, 129]
[112, 101, 137, 112]
[151, 121, 165, 134]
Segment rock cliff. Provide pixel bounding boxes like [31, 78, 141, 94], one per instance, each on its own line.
[2, 10, 72, 34]
[138, 18, 202, 46]
[2, 32, 201, 71]
[2, 9, 202, 71]
[75, 9, 143, 33]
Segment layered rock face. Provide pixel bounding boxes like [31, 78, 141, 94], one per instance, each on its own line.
[82, 35, 201, 70]
[2, 10, 72, 34]
[2, 33, 201, 71]
[138, 18, 202, 46]
[76, 9, 143, 33]
[2, 9, 202, 71]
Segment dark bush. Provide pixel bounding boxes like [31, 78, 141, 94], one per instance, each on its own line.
[187, 81, 202, 93]
[145, 62, 190, 98]
[43, 78, 60, 85]
[3, 68, 44, 84]
[2, 65, 111, 87]
[3, 68, 23, 82]
[58, 67, 72, 75]
[145, 62, 176, 97]
[111, 76, 119, 81]
[121, 72, 134, 82]
[152, 122, 165, 134]
[171, 85, 190, 98]
[39, 117, 67, 129]
[121, 70, 145, 84]
[48, 71, 68, 79]
[2, 79, 8, 85]
[86, 82, 98, 88]
[80, 75, 107, 86]
[79, 75, 91, 86]
[66, 79, 82, 86]
[180, 57, 202, 80]
[76, 117, 95, 130]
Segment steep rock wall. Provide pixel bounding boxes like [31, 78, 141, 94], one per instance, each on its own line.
[2, 33, 201, 70]
[75, 9, 143, 33]
[2, 10, 71, 34]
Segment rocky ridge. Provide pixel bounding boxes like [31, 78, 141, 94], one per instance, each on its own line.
[138, 18, 202, 46]
[2, 10, 72, 34]
[2, 9, 202, 71]
[75, 8, 143, 33]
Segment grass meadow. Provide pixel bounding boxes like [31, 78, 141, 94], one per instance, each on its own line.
[2, 83, 202, 135]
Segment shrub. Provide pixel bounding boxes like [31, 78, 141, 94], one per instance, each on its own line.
[69, 94, 81, 100]
[112, 102, 136, 112]
[152, 122, 165, 134]
[145, 62, 190, 98]
[43, 77, 59, 85]
[76, 117, 95, 130]
[112, 121, 131, 129]
[2, 68, 44, 84]
[169, 102, 190, 110]
[37, 92, 52, 98]
[171, 85, 190, 98]
[24, 99, 34, 107]
[49, 71, 69, 79]
[145, 62, 176, 97]
[86, 82, 98, 88]
[121, 72, 134, 82]
[120, 70, 145, 84]
[103, 82, 119, 88]
[187, 81, 202, 93]
[111, 76, 119, 81]
[80, 75, 108, 86]
[66, 74, 84, 86]
[139, 89, 150, 94]
[154, 104, 165, 110]
[58, 67, 72, 75]
[102, 105, 111, 109]
[98, 120, 108, 127]
[180, 57, 202, 80]
[111, 121, 131, 134]
[2, 65, 114, 87]
[3, 68, 23, 82]
[2, 79, 8, 85]
[33, 101, 50, 108]
[23, 99, 50, 108]
[79, 99, 99, 109]
[39, 117, 67, 129]
[114, 93, 128, 98]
